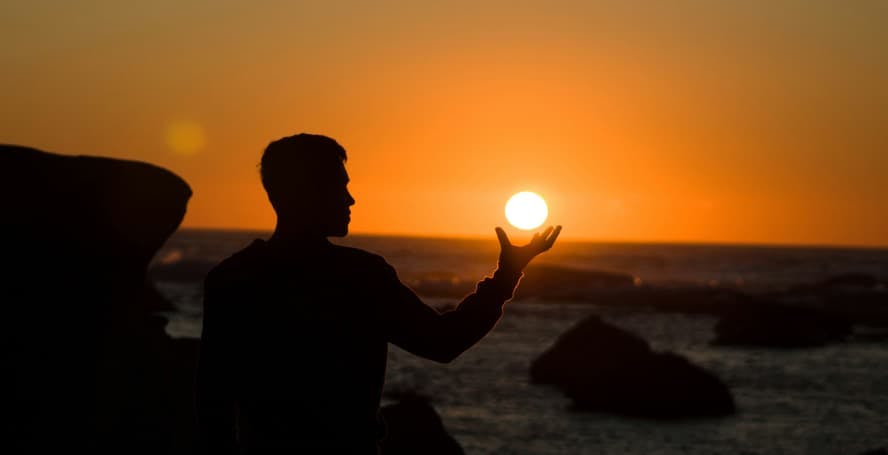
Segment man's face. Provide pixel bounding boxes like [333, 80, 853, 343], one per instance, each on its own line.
[322, 164, 355, 237]
[273, 162, 355, 237]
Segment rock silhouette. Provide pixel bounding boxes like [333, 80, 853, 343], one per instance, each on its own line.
[783, 273, 888, 329]
[531, 315, 735, 419]
[515, 264, 637, 300]
[795, 272, 883, 292]
[713, 302, 852, 348]
[379, 395, 465, 455]
[1, 145, 196, 453]
[402, 264, 637, 299]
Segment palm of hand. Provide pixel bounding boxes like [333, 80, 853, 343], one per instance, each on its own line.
[495, 225, 562, 272]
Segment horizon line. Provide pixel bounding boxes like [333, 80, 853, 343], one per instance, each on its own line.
[174, 226, 888, 252]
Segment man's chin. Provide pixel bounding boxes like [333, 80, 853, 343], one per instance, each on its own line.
[328, 226, 349, 237]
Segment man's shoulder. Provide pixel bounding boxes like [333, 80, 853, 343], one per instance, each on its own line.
[329, 244, 392, 270]
[205, 239, 267, 285]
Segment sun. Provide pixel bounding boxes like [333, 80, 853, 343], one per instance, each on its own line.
[505, 192, 548, 230]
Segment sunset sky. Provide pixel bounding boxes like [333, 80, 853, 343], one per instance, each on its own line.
[3, 1, 886, 246]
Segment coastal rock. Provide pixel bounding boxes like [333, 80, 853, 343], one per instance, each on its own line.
[803, 273, 883, 292]
[380, 395, 464, 455]
[531, 316, 735, 418]
[515, 264, 638, 300]
[590, 287, 751, 315]
[782, 273, 888, 328]
[403, 264, 638, 300]
[1, 145, 190, 266]
[713, 302, 852, 348]
[1, 145, 195, 453]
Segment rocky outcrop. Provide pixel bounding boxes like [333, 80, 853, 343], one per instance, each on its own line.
[792, 273, 884, 293]
[1, 145, 195, 453]
[403, 264, 638, 299]
[515, 264, 638, 300]
[531, 316, 735, 419]
[380, 395, 464, 455]
[784, 273, 888, 328]
[713, 302, 852, 348]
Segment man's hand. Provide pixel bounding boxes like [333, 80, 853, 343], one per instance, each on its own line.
[495, 225, 562, 273]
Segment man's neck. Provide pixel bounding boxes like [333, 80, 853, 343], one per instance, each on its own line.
[267, 221, 330, 251]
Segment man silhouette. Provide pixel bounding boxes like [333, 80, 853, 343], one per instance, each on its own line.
[195, 133, 561, 454]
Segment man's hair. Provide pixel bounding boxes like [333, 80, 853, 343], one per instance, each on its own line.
[260, 133, 347, 204]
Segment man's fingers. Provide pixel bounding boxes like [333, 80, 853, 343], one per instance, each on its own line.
[527, 231, 542, 249]
[497, 225, 560, 252]
[539, 226, 554, 244]
[544, 225, 562, 249]
[495, 227, 511, 248]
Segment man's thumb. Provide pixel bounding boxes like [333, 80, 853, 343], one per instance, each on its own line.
[495, 227, 510, 247]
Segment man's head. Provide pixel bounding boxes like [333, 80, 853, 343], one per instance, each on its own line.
[260, 133, 355, 237]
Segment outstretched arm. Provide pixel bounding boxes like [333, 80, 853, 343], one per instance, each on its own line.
[384, 226, 561, 363]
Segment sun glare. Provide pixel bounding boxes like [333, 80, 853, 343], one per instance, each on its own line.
[505, 192, 548, 230]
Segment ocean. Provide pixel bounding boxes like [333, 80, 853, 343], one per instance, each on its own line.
[151, 229, 888, 455]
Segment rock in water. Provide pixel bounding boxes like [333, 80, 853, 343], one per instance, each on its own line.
[1, 145, 195, 453]
[380, 395, 464, 455]
[530, 315, 650, 386]
[516, 264, 637, 300]
[531, 316, 735, 419]
[713, 302, 852, 348]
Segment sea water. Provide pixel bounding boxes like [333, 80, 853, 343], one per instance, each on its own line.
[153, 229, 888, 454]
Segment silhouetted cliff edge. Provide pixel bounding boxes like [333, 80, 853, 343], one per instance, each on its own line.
[1, 145, 197, 453]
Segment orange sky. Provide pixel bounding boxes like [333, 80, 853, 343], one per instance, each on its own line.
[2, 1, 887, 247]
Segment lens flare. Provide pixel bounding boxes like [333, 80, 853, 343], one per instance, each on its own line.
[165, 121, 206, 155]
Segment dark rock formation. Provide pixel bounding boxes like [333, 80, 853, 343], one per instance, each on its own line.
[783, 273, 888, 328]
[589, 286, 752, 316]
[380, 395, 464, 455]
[515, 264, 637, 300]
[713, 302, 852, 348]
[403, 264, 637, 299]
[531, 316, 735, 419]
[796, 273, 883, 292]
[1, 145, 196, 453]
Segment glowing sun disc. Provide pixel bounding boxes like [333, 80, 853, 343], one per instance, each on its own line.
[505, 192, 548, 230]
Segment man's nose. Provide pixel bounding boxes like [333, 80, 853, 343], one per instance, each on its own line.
[347, 191, 356, 206]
